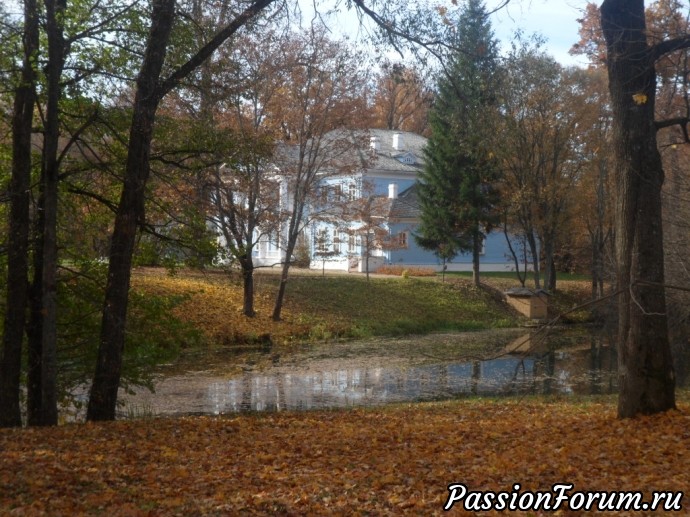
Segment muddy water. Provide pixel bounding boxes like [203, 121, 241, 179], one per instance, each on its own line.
[120, 328, 618, 417]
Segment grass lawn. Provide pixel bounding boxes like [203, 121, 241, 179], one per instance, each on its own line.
[1, 394, 688, 515]
[132, 267, 594, 348]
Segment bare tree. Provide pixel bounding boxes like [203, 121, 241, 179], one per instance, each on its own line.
[202, 29, 294, 317]
[207, 129, 278, 317]
[268, 24, 370, 321]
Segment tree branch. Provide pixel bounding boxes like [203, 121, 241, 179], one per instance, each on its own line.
[67, 186, 118, 213]
[655, 117, 690, 142]
[159, 0, 279, 97]
[652, 35, 690, 62]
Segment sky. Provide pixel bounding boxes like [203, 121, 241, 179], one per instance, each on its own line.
[320, 0, 595, 67]
[486, 0, 592, 66]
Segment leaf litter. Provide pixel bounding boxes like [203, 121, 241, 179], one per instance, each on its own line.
[1, 399, 689, 516]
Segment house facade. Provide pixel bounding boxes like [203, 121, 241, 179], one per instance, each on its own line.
[252, 128, 519, 272]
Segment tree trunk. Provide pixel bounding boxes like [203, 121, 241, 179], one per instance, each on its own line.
[591, 239, 601, 300]
[87, 0, 176, 421]
[542, 239, 556, 292]
[240, 255, 255, 317]
[503, 217, 526, 287]
[526, 231, 540, 289]
[472, 229, 480, 287]
[601, 0, 675, 417]
[273, 190, 306, 321]
[33, 0, 67, 426]
[272, 238, 296, 321]
[27, 235, 44, 425]
[0, 0, 39, 428]
[365, 235, 371, 282]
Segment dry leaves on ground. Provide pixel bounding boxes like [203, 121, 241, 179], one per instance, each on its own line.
[1, 400, 689, 516]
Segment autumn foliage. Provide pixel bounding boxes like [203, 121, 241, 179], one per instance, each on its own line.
[1, 399, 688, 515]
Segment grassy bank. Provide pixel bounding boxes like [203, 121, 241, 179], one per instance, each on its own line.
[132, 268, 593, 347]
[2, 395, 688, 515]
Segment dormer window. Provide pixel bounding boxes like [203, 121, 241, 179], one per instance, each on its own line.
[397, 152, 416, 165]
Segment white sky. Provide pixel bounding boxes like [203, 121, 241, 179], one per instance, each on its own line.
[487, 0, 593, 66]
[318, 0, 595, 67]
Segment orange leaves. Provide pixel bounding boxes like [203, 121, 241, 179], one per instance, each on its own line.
[1, 400, 689, 515]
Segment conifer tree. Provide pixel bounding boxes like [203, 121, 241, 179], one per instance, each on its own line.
[415, 0, 501, 285]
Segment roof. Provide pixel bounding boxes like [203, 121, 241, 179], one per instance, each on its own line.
[271, 129, 428, 179]
[389, 183, 421, 220]
[505, 288, 551, 297]
[366, 129, 428, 174]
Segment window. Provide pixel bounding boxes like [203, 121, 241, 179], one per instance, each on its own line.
[348, 233, 356, 253]
[315, 228, 329, 253]
[268, 231, 280, 251]
[317, 185, 328, 205]
[391, 232, 408, 248]
[348, 183, 357, 201]
[329, 184, 343, 202]
[333, 228, 341, 254]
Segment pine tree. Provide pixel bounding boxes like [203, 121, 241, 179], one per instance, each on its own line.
[415, 0, 501, 285]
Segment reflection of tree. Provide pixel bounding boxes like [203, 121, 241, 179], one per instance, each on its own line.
[240, 373, 252, 412]
[471, 361, 480, 396]
[439, 365, 449, 397]
[542, 350, 556, 396]
[276, 374, 285, 411]
[589, 338, 602, 395]
[502, 359, 529, 396]
[605, 342, 617, 395]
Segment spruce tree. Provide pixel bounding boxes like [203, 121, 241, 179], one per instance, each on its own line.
[415, 0, 501, 285]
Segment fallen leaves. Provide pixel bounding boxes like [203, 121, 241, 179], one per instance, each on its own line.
[1, 399, 689, 515]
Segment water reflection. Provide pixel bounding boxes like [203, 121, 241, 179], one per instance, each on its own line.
[124, 332, 618, 416]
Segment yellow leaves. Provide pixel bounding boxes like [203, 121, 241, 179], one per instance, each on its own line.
[632, 92, 648, 105]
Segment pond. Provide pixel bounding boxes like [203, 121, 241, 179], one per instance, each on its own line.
[120, 327, 618, 417]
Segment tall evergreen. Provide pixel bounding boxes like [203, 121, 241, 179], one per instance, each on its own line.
[415, 0, 501, 285]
